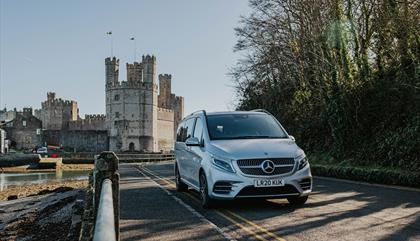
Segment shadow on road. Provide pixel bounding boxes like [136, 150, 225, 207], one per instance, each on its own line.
[128, 163, 420, 241]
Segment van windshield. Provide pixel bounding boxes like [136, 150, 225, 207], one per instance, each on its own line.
[206, 114, 288, 140]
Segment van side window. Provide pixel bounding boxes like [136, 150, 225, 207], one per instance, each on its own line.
[176, 122, 185, 142]
[193, 117, 203, 141]
[184, 118, 196, 141]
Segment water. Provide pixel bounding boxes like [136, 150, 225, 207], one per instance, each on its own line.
[0, 170, 90, 191]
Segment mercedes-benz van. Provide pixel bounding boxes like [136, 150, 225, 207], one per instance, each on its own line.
[174, 109, 312, 208]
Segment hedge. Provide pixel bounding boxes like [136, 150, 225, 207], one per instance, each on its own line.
[311, 164, 420, 189]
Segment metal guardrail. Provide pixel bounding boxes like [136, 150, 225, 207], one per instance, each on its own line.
[93, 179, 115, 241]
[92, 152, 120, 241]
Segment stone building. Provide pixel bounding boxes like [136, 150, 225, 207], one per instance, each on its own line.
[105, 55, 184, 152]
[2, 108, 42, 149]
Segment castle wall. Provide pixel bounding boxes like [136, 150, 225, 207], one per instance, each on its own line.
[157, 108, 174, 152]
[127, 62, 142, 83]
[171, 95, 184, 138]
[43, 130, 108, 152]
[69, 114, 106, 130]
[158, 74, 172, 109]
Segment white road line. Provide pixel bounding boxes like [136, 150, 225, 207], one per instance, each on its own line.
[135, 167, 237, 241]
[315, 176, 420, 192]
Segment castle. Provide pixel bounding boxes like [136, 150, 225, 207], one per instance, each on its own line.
[105, 55, 184, 152]
[0, 54, 183, 153]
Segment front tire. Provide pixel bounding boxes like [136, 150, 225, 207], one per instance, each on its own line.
[175, 164, 188, 191]
[199, 171, 214, 208]
[287, 196, 308, 206]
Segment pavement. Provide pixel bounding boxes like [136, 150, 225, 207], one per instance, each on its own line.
[119, 162, 420, 241]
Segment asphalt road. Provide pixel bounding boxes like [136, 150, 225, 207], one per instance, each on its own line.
[119, 162, 420, 241]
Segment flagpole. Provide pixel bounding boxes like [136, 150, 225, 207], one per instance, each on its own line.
[130, 37, 136, 62]
[134, 38, 137, 62]
[110, 35, 113, 57]
[106, 31, 113, 57]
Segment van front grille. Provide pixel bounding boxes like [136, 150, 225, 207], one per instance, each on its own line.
[236, 158, 295, 176]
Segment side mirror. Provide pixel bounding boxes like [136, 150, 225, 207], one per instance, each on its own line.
[185, 137, 201, 146]
[289, 135, 295, 142]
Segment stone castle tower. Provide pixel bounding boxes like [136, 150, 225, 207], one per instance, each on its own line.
[105, 55, 183, 152]
[39, 92, 78, 130]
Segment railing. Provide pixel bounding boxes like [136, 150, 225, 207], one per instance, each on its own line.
[63, 152, 174, 164]
[92, 152, 120, 241]
[80, 151, 171, 241]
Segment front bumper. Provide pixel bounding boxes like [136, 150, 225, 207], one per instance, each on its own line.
[207, 164, 312, 200]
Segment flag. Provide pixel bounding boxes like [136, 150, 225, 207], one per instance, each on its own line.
[106, 31, 112, 35]
[130, 37, 135, 40]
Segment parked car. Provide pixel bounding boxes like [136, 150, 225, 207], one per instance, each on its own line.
[174, 109, 312, 208]
[36, 147, 48, 154]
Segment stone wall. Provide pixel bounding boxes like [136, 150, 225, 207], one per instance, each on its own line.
[157, 108, 174, 151]
[126, 62, 142, 83]
[69, 114, 106, 130]
[171, 95, 184, 139]
[106, 82, 158, 152]
[158, 74, 172, 109]
[43, 130, 109, 152]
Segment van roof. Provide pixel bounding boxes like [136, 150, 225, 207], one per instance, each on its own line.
[205, 111, 266, 116]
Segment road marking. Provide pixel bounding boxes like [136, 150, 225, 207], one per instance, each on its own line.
[225, 210, 286, 241]
[215, 210, 269, 241]
[140, 165, 287, 241]
[135, 167, 237, 241]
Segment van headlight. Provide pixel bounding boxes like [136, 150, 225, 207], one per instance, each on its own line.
[296, 154, 309, 170]
[212, 157, 235, 173]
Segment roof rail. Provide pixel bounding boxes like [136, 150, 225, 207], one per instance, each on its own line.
[189, 110, 207, 117]
[250, 109, 272, 115]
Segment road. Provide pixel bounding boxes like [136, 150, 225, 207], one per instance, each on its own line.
[119, 162, 420, 241]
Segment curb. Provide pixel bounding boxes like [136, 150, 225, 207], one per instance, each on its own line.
[314, 176, 420, 192]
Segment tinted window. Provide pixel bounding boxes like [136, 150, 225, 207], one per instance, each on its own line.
[207, 114, 288, 140]
[193, 117, 203, 141]
[184, 118, 196, 141]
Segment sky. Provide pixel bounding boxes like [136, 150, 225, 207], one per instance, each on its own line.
[0, 0, 250, 116]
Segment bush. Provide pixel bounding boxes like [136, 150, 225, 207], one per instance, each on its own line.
[311, 164, 420, 188]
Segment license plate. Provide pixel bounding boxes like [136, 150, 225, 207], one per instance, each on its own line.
[254, 179, 284, 187]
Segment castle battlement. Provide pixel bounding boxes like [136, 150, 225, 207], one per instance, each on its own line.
[106, 81, 158, 91]
[158, 108, 174, 113]
[85, 114, 106, 120]
[159, 74, 172, 79]
[127, 62, 142, 67]
[42, 92, 77, 107]
[142, 55, 156, 63]
[105, 57, 119, 65]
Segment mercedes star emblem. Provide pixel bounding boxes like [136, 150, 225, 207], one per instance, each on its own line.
[261, 160, 275, 174]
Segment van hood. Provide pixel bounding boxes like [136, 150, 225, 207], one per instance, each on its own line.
[208, 138, 303, 160]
